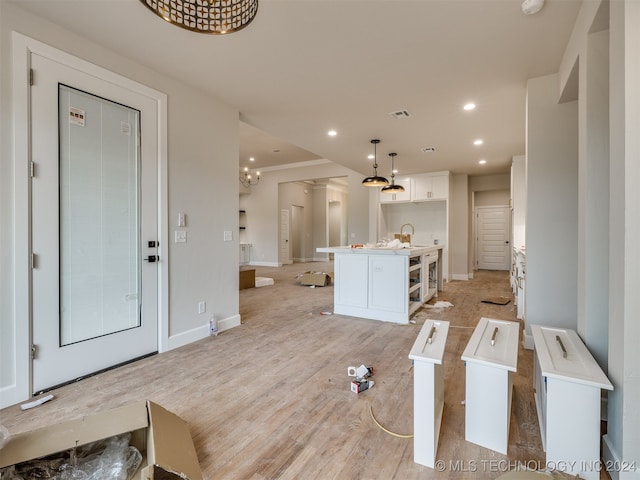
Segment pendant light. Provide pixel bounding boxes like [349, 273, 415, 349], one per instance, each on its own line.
[381, 152, 405, 193]
[139, 0, 259, 35]
[362, 139, 389, 187]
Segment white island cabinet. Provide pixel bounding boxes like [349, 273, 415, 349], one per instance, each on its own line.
[409, 319, 449, 468]
[316, 246, 443, 324]
[461, 317, 519, 454]
[531, 325, 613, 480]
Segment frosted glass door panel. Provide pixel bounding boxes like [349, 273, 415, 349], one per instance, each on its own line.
[59, 85, 141, 346]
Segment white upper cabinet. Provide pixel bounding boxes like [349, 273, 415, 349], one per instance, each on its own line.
[411, 172, 449, 201]
[379, 177, 412, 203]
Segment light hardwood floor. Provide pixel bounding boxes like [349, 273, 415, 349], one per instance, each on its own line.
[1, 263, 566, 479]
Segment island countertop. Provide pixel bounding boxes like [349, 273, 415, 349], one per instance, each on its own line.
[317, 245, 443, 256]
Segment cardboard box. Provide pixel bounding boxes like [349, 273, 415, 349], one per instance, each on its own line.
[299, 271, 333, 287]
[0, 400, 203, 480]
[350, 379, 374, 394]
[239, 268, 256, 290]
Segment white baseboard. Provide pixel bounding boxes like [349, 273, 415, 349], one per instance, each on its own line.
[469, 272, 474, 279]
[451, 274, 469, 281]
[249, 261, 280, 267]
[523, 331, 534, 350]
[603, 435, 621, 480]
[602, 434, 640, 480]
[167, 313, 241, 350]
[313, 256, 331, 262]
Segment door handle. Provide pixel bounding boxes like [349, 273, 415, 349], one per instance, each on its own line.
[145, 255, 159, 263]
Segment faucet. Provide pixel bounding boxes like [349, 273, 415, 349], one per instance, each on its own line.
[401, 223, 415, 236]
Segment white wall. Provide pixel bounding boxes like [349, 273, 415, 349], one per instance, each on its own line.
[379, 202, 446, 246]
[525, 73, 578, 334]
[605, 0, 640, 473]
[451, 174, 469, 279]
[577, 28, 610, 370]
[511, 155, 527, 251]
[278, 182, 315, 262]
[0, 3, 241, 406]
[474, 189, 509, 207]
[239, 161, 369, 266]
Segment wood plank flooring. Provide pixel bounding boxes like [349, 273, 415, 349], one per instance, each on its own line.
[1, 264, 564, 479]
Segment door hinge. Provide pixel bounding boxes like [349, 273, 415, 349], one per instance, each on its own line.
[31, 344, 38, 360]
[30, 161, 36, 178]
[31, 253, 37, 269]
[30, 68, 34, 86]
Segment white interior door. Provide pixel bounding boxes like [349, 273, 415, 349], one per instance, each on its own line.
[31, 53, 159, 393]
[291, 205, 304, 261]
[280, 209, 291, 265]
[476, 206, 511, 270]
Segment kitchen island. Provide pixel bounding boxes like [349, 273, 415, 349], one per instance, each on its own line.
[317, 245, 443, 324]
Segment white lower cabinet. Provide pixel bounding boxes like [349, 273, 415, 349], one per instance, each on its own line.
[334, 254, 368, 308]
[324, 246, 443, 323]
[368, 255, 407, 314]
[531, 325, 613, 480]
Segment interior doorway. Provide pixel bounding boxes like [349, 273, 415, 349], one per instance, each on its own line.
[475, 206, 511, 270]
[291, 205, 304, 262]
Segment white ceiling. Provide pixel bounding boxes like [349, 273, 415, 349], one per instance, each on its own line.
[12, 0, 582, 177]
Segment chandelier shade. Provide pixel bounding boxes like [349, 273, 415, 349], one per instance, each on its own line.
[362, 139, 389, 187]
[381, 152, 405, 193]
[140, 0, 259, 35]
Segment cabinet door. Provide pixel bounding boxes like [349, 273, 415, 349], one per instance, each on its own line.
[368, 256, 407, 313]
[335, 254, 369, 308]
[379, 177, 412, 203]
[412, 173, 449, 201]
[411, 173, 433, 201]
[429, 174, 449, 200]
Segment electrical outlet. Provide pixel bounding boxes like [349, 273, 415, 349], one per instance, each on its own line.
[224, 230, 232, 242]
[175, 230, 187, 243]
[198, 301, 206, 314]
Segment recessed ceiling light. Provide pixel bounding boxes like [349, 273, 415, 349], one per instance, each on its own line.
[328, 130, 337, 137]
[463, 103, 476, 111]
[479, 159, 487, 165]
[249, 157, 255, 162]
[474, 139, 484, 145]
[368, 154, 375, 160]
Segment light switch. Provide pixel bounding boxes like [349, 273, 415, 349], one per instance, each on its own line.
[175, 230, 187, 243]
[224, 230, 233, 242]
[178, 212, 186, 227]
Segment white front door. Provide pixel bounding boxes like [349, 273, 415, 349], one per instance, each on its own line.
[476, 206, 511, 271]
[30, 53, 159, 393]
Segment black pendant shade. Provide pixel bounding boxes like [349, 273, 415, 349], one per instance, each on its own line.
[362, 139, 389, 187]
[381, 152, 405, 193]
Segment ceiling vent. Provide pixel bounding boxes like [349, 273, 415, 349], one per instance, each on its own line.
[421, 147, 437, 153]
[389, 110, 411, 119]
